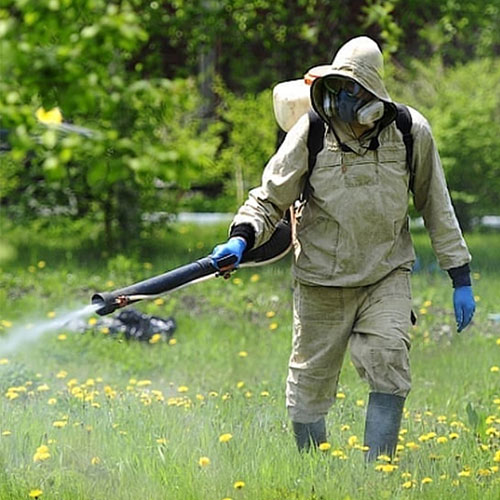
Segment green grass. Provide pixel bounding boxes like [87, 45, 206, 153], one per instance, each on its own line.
[0, 224, 499, 499]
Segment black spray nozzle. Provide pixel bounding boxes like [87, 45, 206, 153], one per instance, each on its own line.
[91, 215, 293, 316]
[91, 255, 236, 316]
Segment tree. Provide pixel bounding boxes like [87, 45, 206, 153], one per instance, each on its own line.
[0, 0, 219, 247]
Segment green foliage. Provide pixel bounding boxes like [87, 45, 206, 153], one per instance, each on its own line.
[1, 0, 499, 238]
[0, 0, 219, 245]
[389, 57, 500, 228]
[214, 82, 277, 208]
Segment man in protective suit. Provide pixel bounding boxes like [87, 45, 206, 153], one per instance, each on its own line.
[210, 36, 476, 460]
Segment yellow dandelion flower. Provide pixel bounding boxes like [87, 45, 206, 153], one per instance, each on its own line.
[493, 450, 500, 463]
[57, 334, 67, 341]
[250, 274, 260, 283]
[156, 438, 167, 445]
[233, 481, 245, 489]
[52, 420, 67, 428]
[401, 472, 412, 479]
[154, 298, 164, 305]
[421, 477, 433, 484]
[238, 351, 248, 358]
[56, 370, 67, 379]
[33, 445, 50, 462]
[377, 454, 392, 462]
[2, 430, 12, 436]
[419, 307, 427, 315]
[436, 436, 448, 444]
[168, 338, 177, 345]
[265, 311, 276, 318]
[232, 278, 243, 285]
[37, 384, 50, 392]
[28, 489, 43, 498]
[236, 381, 245, 389]
[331, 449, 347, 459]
[198, 456, 210, 467]
[478, 468, 491, 477]
[28, 265, 36, 273]
[496, 338, 500, 346]
[1, 320, 12, 328]
[101, 327, 109, 335]
[356, 399, 365, 407]
[91, 456, 101, 465]
[340, 424, 350, 431]
[347, 435, 358, 447]
[402, 480, 415, 489]
[458, 469, 471, 477]
[490, 366, 499, 373]
[336, 392, 346, 399]
[136, 380, 152, 387]
[37, 260, 46, 269]
[406, 442, 420, 450]
[244, 391, 252, 398]
[149, 333, 162, 344]
[375, 464, 398, 473]
[449, 432, 459, 440]
[423, 300, 432, 307]
[319, 442, 331, 451]
[269, 322, 278, 330]
[47, 311, 56, 319]
[219, 433, 233, 443]
[0, 358, 9, 365]
[177, 385, 189, 393]
[260, 391, 270, 397]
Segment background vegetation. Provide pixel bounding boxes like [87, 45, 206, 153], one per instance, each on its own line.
[1, 0, 499, 248]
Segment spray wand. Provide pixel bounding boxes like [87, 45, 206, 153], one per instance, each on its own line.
[91, 217, 292, 316]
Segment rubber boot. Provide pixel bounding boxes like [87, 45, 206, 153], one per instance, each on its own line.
[364, 392, 405, 462]
[292, 417, 327, 452]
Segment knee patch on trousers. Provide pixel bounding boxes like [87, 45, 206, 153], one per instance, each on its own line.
[351, 344, 411, 397]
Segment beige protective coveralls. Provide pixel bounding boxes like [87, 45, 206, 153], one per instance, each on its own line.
[231, 37, 471, 423]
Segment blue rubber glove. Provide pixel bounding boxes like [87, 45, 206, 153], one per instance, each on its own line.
[210, 237, 247, 270]
[453, 285, 476, 332]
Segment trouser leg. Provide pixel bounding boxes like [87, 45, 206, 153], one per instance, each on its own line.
[286, 282, 355, 447]
[349, 268, 413, 460]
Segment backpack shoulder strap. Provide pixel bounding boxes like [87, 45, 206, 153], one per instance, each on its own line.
[395, 103, 415, 193]
[302, 109, 325, 200]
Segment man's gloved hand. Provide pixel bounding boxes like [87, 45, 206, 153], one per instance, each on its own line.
[453, 285, 476, 332]
[210, 237, 247, 270]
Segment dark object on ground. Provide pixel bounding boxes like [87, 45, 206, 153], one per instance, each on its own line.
[114, 309, 176, 341]
[70, 308, 176, 342]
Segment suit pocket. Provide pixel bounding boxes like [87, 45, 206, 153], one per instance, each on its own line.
[295, 216, 339, 277]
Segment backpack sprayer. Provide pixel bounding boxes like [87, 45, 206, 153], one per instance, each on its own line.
[91, 67, 327, 316]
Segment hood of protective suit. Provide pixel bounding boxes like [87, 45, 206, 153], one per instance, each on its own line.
[311, 36, 396, 125]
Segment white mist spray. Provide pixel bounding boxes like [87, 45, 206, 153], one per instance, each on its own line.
[0, 303, 99, 358]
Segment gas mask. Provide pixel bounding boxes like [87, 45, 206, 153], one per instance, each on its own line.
[323, 78, 384, 127]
